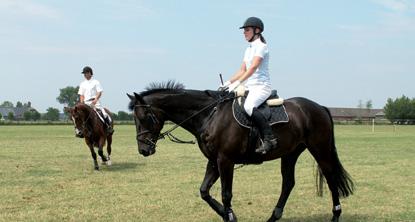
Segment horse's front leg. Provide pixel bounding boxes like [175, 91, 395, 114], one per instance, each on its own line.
[97, 145, 108, 165]
[200, 160, 224, 217]
[87, 143, 99, 170]
[267, 147, 303, 222]
[218, 155, 237, 222]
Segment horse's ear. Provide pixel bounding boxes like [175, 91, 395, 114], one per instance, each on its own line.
[127, 93, 135, 101]
[134, 92, 145, 104]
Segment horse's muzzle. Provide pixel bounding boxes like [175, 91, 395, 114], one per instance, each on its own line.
[75, 128, 84, 138]
[138, 145, 156, 157]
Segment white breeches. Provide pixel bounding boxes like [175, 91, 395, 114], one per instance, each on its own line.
[243, 84, 272, 116]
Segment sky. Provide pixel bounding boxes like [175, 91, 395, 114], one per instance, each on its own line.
[1, 0, 414, 112]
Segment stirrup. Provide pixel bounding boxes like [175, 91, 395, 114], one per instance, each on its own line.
[106, 126, 114, 134]
[255, 138, 277, 154]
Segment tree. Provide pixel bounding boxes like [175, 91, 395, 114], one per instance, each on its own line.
[1, 101, 14, 107]
[384, 95, 415, 123]
[7, 112, 14, 120]
[365, 100, 373, 109]
[44, 107, 60, 121]
[117, 111, 128, 120]
[24, 102, 32, 108]
[31, 110, 41, 121]
[23, 111, 32, 121]
[57, 86, 79, 107]
[16, 101, 23, 108]
[0, 112, 2, 120]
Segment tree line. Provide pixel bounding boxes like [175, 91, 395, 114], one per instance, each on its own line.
[0, 101, 60, 121]
[2, 86, 413, 124]
[384, 95, 415, 124]
[0, 86, 134, 122]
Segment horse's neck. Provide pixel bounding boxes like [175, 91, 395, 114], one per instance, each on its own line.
[154, 91, 215, 135]
[81, 107, 98, 125]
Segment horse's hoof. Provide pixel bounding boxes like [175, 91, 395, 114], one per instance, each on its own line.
[106, 160, 112, 166]
[267, 207, 283, 222]
[331, 216, 339, 222]
[94, 166, 99, 170]
[223, 209, 237, 222]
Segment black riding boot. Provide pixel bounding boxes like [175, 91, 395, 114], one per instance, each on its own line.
[251, 108, 277, 154]
[105, 118, 114, 135]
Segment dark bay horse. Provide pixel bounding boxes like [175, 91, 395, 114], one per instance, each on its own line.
[65, 103, 114, 170]
[127, 82, 353, 222]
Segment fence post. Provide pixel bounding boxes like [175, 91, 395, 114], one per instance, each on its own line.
[372, 119, 375, 133]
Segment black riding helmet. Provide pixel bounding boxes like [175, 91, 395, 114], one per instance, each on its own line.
[239, 17, 264, 33]
[81, 66, 93, 75]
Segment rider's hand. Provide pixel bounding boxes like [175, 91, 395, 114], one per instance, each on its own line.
[227, 80, 241, 92]
[92, 99, 98, 106]
[218, 80, 231, 91]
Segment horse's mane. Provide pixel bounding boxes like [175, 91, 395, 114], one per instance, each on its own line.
[142, 80, 185, 96]
[128, 80, 185, 111]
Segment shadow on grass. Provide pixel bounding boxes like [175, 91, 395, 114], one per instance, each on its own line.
[105, 161, 144, 172]
[280, 213, 370, 222]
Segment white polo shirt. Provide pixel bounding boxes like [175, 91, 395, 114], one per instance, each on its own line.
[78, 78, 103, 102]
[243, 38, 270, 88]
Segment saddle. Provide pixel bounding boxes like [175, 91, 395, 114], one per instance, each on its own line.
[93, 108, 108, 125]
[232, 89, 289, 129]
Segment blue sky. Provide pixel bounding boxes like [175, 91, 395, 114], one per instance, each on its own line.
[1, 0, 414, 112]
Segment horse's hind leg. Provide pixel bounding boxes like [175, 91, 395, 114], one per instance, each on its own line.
[311, 152, 342, 222]
[308, 142, 353, 222]
[87, 144, 99, 170]
[267, 145, 305, 222]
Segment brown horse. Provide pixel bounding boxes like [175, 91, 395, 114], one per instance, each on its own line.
[127, 81, 354, 222]
[65, 103, 114, 170]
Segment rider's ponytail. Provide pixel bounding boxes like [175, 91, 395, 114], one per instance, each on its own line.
[259, 34, 266, 44]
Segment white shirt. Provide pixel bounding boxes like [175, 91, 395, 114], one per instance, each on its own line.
[78, 78, 103, 102]
[243, 38, 271, 88]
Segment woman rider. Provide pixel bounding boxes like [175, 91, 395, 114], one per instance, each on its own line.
[221, 17, 277, 154]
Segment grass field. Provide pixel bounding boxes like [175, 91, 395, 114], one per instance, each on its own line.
[0, 124, 414, 222]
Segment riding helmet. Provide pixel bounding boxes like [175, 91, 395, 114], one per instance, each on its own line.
[81, 66, 93, 75]
[239, 17, 264, 33]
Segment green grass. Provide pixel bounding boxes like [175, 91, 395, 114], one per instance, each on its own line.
[0, 125, 414, 221]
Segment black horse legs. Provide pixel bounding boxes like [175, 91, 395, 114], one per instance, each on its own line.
[88, 145, 99, 170]
[326, 173, 342, 222]
[97, 147, 108, 163]
[267, 147, 303, 222]
[200, 160, 224, 217]
[217, 156, 237, 222]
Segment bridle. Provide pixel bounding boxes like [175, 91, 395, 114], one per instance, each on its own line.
[72, 106, 95, 137]
[133, 93, 234, 146]
[134, 104, 160, 147]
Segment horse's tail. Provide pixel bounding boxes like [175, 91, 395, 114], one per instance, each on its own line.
[316, 106, 354, 198]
